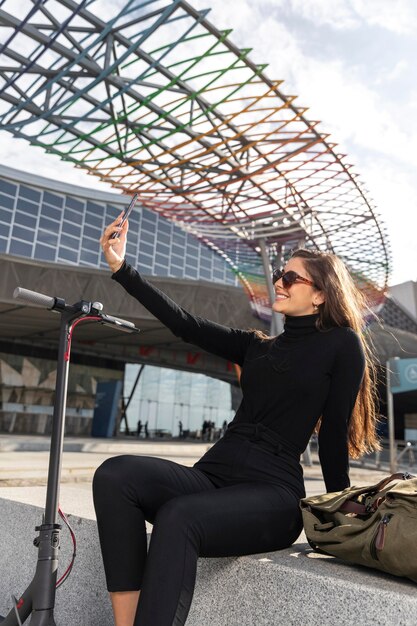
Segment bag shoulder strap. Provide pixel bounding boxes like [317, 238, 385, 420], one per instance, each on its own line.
[372, 472, 415, 493]
[340, 472, 416, 516]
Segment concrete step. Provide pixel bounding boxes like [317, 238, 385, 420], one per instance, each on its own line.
[0, 434, 212, 457]
[0, 498, 416, 626]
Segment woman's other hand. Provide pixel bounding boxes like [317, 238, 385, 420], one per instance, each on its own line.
[100, 213, 128, 273]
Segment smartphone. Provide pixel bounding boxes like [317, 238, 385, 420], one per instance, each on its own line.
[110, 193, 138, 239]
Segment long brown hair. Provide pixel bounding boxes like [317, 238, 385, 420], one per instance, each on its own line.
[289, 248, 381, 458]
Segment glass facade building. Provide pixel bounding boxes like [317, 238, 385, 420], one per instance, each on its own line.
[0, 166, 238, 285]
[124, 365, 234, 437]
[0, 165, 237, 436]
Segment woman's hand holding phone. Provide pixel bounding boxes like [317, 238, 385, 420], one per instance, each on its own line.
[100, 212, 128, 274]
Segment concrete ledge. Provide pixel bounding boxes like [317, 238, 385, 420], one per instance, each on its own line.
[0, 434, 212, 456]
[1, 498, 416, 625]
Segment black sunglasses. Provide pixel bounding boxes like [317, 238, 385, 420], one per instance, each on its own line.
[272, 268, 317, 289]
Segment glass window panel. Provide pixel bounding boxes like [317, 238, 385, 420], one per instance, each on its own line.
[80, 249, 99, 265]
[65, 196, 84, 211]
[16, 197, 38, 215]
[158, 232, 171, 246]
[12, 224, 35, 242]
[154, 264, 168, 276]
[105, 204, 121, 221]
[170, 266, 184, 278]
[213, 271, 225, 281]
[86, 201, 104, 217]
[157, 219, 171, 234]
[171, 244, 184, 256]
[64, 207, 82, 223]
[171, 253, 184, 266]
[60, 233, 79, 249]
[142, 208, 156, 223]
[156, 242, 169, 255]
[61, 221, 81, 237]
[200, 246, 212, 259]
[38, 229, 58, 246]
[81, 236, 97, 250]
[84, 212, 103, 227]
[139, 241, 154, 256]
[138, 252, 153, 267]
[140, 230, 155, 245]
[0, 237, 7, 252]
[0, 193, 15, 210]
[140, 219, 156, 233]
[0, 207, 12, 223]
[128, 219, 139, 234]
[41, 204, 61, 221]
[129, 210, 140, 225]
[172, 227, 186, 239]
[83, 224, 101, 240]
[0, 223, 10, 237]
[0, 179, 17, 196]
[200, 269, 211, 280]
[43, 191, 63, 208]
[186, 254, 198, 266]
[186, 248, 200, 260]
[14, 212, 37, 229]
[9, 239, 32, 256]
[126, 243, 137, 257]
[186, 235, 200, 247]
[34, 244, 56, 262]
[58, 247, 78, 263]
[184, 267, 198, 279]
[125, 252, 136, 266]
[20, 185, 41, 203]
[39, 216, 60, 233]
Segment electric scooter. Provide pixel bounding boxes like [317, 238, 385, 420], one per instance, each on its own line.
[0, 286, 139, 625]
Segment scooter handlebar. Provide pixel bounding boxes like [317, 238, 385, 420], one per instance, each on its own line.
[13, 288, 139, 333]
[13, 286, 55, 309]
[100, 314, 139, 333]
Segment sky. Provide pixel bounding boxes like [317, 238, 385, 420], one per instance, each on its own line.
[1, 0, 416, 287]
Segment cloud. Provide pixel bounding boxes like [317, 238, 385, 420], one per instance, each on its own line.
[0, 132, 116, 193]
[289, 0, 359, 30]
[1, 0, 416, 286]
[360, 157, 417, 285]
[375, 59, 409, 84]
[192, 0, 417, 286]
[351, 0, 417, 35]
[286, 0, 417, 35]
[208, 6, 417, 171]
[288, 58, 417, 171]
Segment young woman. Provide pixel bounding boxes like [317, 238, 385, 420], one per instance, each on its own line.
[93, 214, 380, 626]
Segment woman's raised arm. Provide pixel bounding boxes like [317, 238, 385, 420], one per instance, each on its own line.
[100, 215, 253, 366]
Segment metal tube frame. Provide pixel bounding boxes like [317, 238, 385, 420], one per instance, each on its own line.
[258, 238, 283, 336]
[1, 305, 88, 626]
[386, 358, 398, 475]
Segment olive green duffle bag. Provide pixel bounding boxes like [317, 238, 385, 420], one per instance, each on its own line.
[300, 472, 417, 583]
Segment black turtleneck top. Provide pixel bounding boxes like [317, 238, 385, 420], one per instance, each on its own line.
[112, 262, 366, 493]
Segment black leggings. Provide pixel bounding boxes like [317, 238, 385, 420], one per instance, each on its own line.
[92, 444, 304, 625]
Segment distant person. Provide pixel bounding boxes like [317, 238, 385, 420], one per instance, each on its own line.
[94, 216, 380, 625]
[222, 420, 228, 437]
[202, 419, 208, 441]
[144, 420, 149, 439]
[136, 419, 142, 439]
[178, 420, 183, 439]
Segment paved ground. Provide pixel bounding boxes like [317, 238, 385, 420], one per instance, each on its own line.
[0, 433, 400, 523]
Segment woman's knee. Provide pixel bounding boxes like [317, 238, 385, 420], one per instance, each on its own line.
[93, 454, 135, 494]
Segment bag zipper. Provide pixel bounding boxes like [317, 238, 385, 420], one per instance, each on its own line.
[370, 514, 393, 560]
